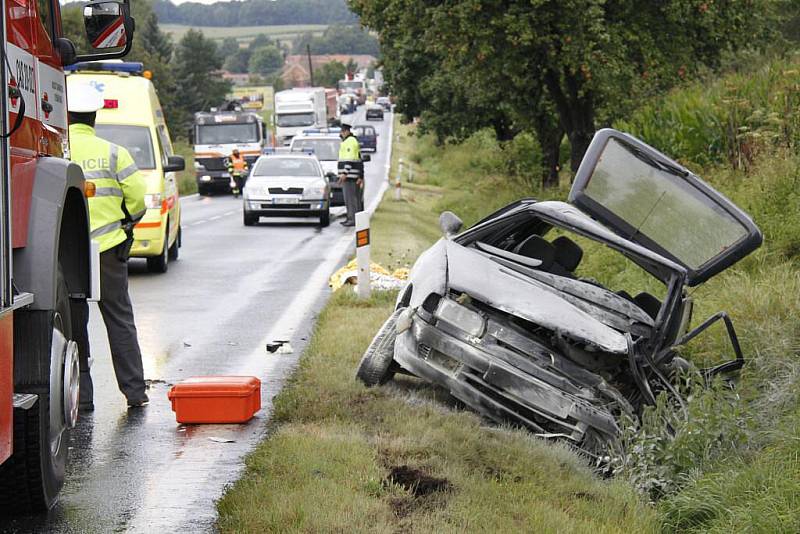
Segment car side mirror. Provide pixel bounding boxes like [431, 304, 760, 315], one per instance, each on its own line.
[362, 154, 371, 162]
[73, 1, 135, 63]
[163, 155, 185, 173]
[439, 211, 463, 237]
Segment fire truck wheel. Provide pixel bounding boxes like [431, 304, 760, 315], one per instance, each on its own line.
[0, 267, 72, 513]
[147, 227, 169, 273]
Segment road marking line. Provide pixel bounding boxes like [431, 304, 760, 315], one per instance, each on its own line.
[210, 215, 222, 221]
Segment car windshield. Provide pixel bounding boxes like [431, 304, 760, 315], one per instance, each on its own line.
[253, 158, 320, 177]
[291, 138, 340, 160]
[275, 113, 315, 127]
[196, 123, 259, 145]
[339, 81, 363, 90]
[95, 124, 156, 170]
[353, 126, 375, 137]
[583, 137, 749, 270]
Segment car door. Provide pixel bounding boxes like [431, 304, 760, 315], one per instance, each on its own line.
[568, 128, 761, 286]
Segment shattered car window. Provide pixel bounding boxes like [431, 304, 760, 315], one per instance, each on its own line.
[584, 138, 749, 269]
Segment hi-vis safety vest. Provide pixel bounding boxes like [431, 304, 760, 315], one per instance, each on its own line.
[69, 123, 147, 253]
[228, 154, 248, 174]
[338, 134, 362, 180]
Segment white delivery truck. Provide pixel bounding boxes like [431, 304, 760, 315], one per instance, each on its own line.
[274, 88, 328, 146]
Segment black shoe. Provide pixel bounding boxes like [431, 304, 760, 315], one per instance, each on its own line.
[127, 394, 150, 408]
[340, 220, 355, 227]
[79, 402, 95, 413]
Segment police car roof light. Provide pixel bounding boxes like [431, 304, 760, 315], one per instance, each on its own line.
[65, 61, 145, 74]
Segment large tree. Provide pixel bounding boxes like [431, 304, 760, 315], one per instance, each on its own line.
[351, 0, 773, 179]
[173, 29, 231, 129]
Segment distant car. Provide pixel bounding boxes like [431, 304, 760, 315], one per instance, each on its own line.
[365, 104, 384, 121]
[242, 153, 330, 227]
[376, 97, 392, 111]
[353, 124, 378, 152]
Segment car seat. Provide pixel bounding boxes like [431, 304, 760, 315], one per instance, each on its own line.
[550, 236, 584, 277]
[513, 235, 555, 270]
[634, 292, 661, 320]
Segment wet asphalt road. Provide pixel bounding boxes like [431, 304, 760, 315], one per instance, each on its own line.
[1, 107, 392, 533]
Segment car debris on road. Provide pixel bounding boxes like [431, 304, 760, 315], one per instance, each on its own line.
[356, 128, 762, 457]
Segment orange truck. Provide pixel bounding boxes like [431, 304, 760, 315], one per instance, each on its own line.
[0, 0, 135, 513]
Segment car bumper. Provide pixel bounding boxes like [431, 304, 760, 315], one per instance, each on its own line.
[245, 198, 328, 217]
[131, 210, 167, 256]
[196, 171, 230, 186]
[393, 311, 620, 449]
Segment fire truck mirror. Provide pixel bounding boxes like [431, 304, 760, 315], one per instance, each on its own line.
[83, 2, 129, 50]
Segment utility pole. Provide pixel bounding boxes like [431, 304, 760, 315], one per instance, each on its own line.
[306, 44, 314, 87]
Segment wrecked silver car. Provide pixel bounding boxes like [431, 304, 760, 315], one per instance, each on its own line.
[356, 128, 762, 455]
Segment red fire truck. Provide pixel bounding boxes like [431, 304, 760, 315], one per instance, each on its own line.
[0, 0, 134, 513]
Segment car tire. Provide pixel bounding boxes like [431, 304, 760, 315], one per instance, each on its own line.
[147, 227, 169, 273]
[168, 226, 180, 261]
[356, 309, 403, 387]
[319, 207, 330, 228]
[243, 212, 258, 226]
[198, 185, 210, 196]
[0, 267, 73, 513]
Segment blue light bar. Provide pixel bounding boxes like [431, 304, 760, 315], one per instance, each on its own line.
[65, 62, 144, 74]
[301, 127, 341, 135]
[262, 147, 276, 155]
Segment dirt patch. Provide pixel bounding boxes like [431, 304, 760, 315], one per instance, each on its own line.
[386, 465, 451, 497]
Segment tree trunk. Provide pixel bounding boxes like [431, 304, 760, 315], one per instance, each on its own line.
[541, 129, 563, 189]
[568, 128, 593, 173]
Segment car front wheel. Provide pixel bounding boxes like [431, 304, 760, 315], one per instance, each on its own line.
[356, 309, 403, 387]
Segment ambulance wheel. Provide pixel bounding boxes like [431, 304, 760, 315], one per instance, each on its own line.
[147, 227, 169, 273]
[0, 267, 74, 513]
[319, 207, 330, 228]
[168, 227, 180, 261]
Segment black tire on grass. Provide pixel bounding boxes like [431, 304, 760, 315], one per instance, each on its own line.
[356, 308, 404, 387]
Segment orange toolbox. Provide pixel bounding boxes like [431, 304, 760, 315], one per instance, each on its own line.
[168, 376, 261, 424]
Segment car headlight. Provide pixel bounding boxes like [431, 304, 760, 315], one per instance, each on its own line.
[434, 298, 486, 338]
[303, 185, 326, 199]
[245, 186, 268, 198]
[144, 193, 162, 210]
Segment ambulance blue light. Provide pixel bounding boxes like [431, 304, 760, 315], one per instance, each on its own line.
[65, 62, 145, 74]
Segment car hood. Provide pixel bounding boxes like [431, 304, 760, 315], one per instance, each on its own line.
[408, 239, 629, 354]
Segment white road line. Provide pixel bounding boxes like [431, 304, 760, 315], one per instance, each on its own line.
[210, 215, 222, 221]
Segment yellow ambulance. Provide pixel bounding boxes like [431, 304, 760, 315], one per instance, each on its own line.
[66, 61, 184, 273]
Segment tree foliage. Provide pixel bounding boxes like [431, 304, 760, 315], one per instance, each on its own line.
[152, 0, 356, 27]
[172, 29, 232, 131]
[350, 0, 775, 185]
[292, 24, 379, 56]
[315, 60, 347, 88]
[248, 45, 284, 76]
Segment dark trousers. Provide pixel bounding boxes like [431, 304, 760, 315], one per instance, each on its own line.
[71, 242, 147, 404]
[343, 179, 361, 223]
[233, 172, 247, 192]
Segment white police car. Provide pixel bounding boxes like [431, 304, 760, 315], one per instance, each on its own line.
[242, 152, 330, 227]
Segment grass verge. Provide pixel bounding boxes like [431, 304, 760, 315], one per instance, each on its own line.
[216, 120, 658, 532]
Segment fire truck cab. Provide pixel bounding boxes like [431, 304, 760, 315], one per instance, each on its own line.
[0, 0, 135, 513]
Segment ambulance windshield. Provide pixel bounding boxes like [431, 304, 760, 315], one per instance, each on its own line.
[95, 125, 156, 170]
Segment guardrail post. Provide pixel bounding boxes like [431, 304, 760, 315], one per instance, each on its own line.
[355, 211, 371, 299]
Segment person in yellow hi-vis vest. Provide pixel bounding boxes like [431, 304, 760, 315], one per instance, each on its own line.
[337, 123, 363, 227]
[67, 82, 150, 410]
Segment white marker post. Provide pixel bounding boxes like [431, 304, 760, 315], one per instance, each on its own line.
[355, 211, 371, 299]
[395, 158, 404, 200]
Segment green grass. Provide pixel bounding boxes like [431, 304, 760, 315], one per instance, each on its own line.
[160, 23, 327, 45]
[172, 139, 197, 196]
